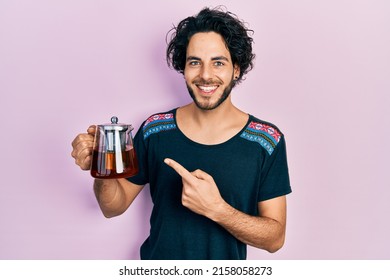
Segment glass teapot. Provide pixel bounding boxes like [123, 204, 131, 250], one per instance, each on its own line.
[90, 116, 138, 179]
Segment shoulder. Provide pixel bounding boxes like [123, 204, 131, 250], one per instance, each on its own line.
[142, 109, 177, 139]
[239, 115, 284, 155]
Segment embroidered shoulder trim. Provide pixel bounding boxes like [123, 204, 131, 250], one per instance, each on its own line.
[143, 113, 176, 139]
[240, 121, 282, 155]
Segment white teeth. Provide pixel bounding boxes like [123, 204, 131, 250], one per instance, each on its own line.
[198, 85, 218, 92]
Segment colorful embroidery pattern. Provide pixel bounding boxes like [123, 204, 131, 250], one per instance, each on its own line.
[240, 121, 282, 155]
[143, 113, 176, 139]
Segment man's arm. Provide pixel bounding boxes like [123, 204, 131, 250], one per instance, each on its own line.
[164, 158, 287, 253]
[93, 178, 144, 218]
[211, 196, 286, 253]
[71, 125, 144, 218]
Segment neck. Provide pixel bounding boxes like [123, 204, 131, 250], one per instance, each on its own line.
[188, 97, 237, 126]
[176, 97, 249, 145]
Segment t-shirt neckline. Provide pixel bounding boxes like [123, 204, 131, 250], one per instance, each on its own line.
[172, 107, 252, 148]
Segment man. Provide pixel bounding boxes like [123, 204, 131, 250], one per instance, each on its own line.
[71, 7, 292, 260]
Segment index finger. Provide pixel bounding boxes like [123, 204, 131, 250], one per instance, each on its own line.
[164, 158, 195, 183]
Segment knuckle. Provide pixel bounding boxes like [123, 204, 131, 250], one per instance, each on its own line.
[81, 165, 90, 171]
[79, 160, 91, 170]
[181, 196, 188, 206]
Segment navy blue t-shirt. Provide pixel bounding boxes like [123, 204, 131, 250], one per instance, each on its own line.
[128, 108, 292, 259]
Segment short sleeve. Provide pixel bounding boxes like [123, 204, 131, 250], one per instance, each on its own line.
[257, 135, 292, 201]
[126, 123, 149, 185]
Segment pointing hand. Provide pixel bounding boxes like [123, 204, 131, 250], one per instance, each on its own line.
[164, 158, 225, 218]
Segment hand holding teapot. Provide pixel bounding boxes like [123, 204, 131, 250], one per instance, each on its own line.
[71, 117, 138, 179]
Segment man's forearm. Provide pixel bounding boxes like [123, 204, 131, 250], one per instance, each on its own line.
[210, 203, 285, 253]
[93, 179, 127, 218]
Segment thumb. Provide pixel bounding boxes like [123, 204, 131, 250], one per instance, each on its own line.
[87, 125, 96, 135]
[191, 169, 213, 181]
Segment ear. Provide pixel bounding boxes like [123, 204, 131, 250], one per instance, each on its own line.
[233, 64, 240, 80]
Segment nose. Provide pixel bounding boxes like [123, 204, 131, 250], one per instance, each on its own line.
[199, 64, 212, 80]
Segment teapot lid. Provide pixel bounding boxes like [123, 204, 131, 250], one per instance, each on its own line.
[101, 116, 132, 131]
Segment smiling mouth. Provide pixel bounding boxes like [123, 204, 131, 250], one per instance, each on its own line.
[197, 85, 219, 94]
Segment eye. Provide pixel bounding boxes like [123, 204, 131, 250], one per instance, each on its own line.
[214, 61, 224, 66]
[188, 60, 200, 66]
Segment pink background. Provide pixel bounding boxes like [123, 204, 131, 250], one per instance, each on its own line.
[1, 0, 389, 259]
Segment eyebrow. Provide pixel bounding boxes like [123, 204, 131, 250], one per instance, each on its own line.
[211, 56, 230, 62]
[186, 56, 230, 62]
[186, 56, 201, 62]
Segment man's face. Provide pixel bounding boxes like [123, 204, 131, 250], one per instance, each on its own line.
[184, 32, 240, 110]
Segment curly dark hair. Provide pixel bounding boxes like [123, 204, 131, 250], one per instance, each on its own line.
[166, 7, 255, 84]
